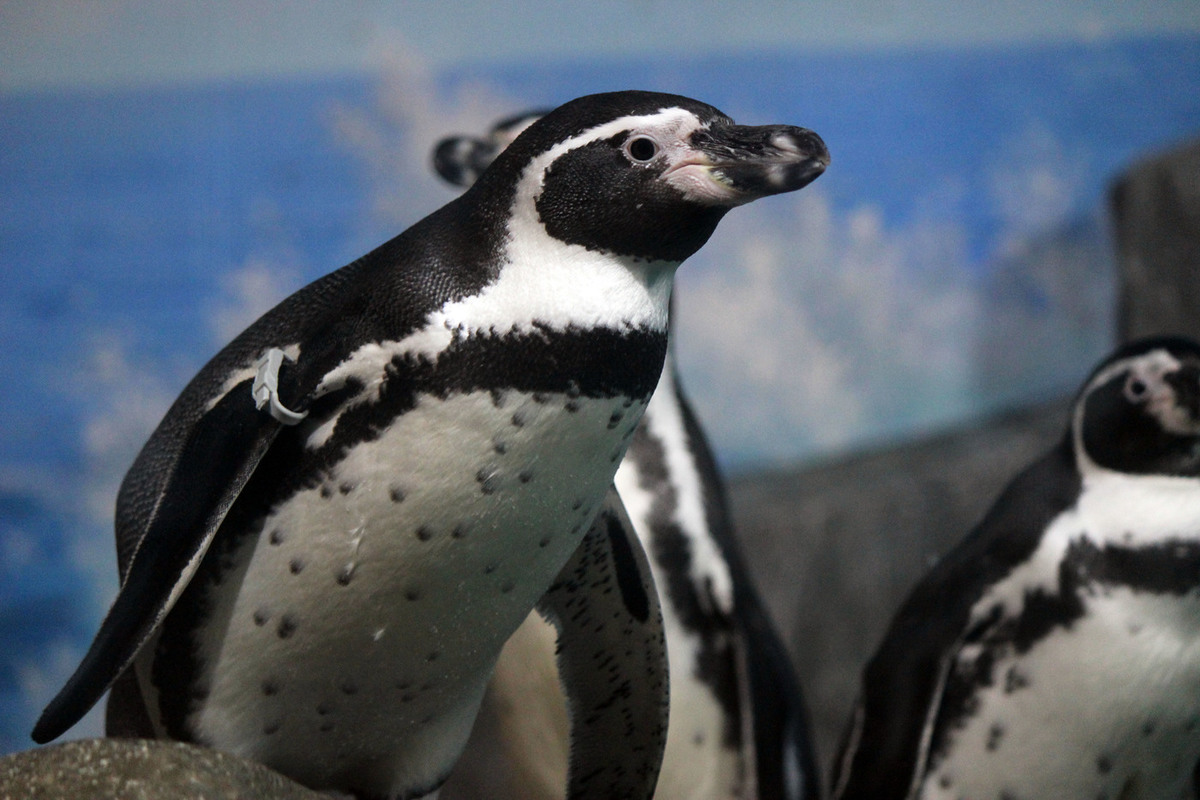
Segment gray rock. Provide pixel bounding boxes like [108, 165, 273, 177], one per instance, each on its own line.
[0, 738, 325, 800]
[725, 399, 1070, 772]
[1112, 137, 1200, 342]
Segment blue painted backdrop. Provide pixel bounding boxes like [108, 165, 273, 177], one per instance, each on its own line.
[2, 31, 1199, 752]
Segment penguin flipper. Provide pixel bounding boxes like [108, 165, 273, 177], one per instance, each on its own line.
[32, 380, 282, 744]
[536, 486, 669, 800]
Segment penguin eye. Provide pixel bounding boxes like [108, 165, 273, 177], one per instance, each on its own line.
[625, 136, 659, 162]
[1125, 376, 1149, 402]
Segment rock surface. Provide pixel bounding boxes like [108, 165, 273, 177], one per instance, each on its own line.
[0, 738, 324, 800]
[1112, 137, 1200, 342]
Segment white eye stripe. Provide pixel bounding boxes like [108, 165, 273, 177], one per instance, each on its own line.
[517, 108, 705, 192]
[1084, 349, 1180, 398]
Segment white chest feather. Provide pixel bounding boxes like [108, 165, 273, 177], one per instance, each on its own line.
[180, 388, 644, 794]
[927, 472, 1200, 799]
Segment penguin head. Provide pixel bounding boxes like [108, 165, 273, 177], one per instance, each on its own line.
[466, 91, 829, 264]
[433, 110, 548, 188]
[1073, 336, 1200, 477]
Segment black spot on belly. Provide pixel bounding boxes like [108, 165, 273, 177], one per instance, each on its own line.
[608, 411, 623, 429]
[451, 523, 469, 539]
[263, 721, 280, 735]
[501, 581, 515, 594]
[491, 389, 506, 408]
[938, 774, 952, 789]
[519, 469, 534, 483]
[405, 587, 421, 601]
[477, 466, 500, 494]
[253, 608, 270, 626]
[1004, 666, 1030, 693]
[416, 525, 434, 542]
[337, 564, 356, 585]
[1142, 719, 1156, 736]
[277, 615, 298, 638]
[268, 529, 285, 545]
[262, 679, 280, 696]
[317, 702, 334, 716]
[289, 558, 306, 575]
[1096, 754, 1113, 774]
[320, 485, 333, 499]
[427, 650, 440, 662]
[340, 681, 358, 696]
[493, 440, 509, 455]
[319, 720, 335, 733]
[389, 486, 406, 503]
[533, 392, 549, 404]
[986, 723, 1005, 751]
[538, 536, 551, 548]
[565, 400, 580, 413]
[338, 482, 355, 495]
[511, 410, 529, 427]
[572, 498, 583, 510]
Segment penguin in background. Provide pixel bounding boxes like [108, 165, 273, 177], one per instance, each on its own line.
[432, 111, 822, 800]
[832, 336, 1200, 800]
[31, 91, 829, 800]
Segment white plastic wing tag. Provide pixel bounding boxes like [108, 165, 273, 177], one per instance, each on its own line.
[252, 348, 308, 425]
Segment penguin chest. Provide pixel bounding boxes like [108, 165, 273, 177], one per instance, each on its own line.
[170, 388, 645, 792]
[925, 554, 1200, 799]
[926, 513, 1200, 800]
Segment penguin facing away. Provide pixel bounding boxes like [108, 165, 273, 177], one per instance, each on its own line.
[832, 336, 1200, 800]
[432, 113, 822, 800]
[31, 91, 830, 800]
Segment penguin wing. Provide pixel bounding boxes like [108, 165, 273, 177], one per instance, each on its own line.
[536, 486, 669, 800]
[830, 440, 1081, 799]
[31, 364, 292, 744]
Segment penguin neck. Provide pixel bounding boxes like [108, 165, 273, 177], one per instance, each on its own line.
[420, 190, 678, 344]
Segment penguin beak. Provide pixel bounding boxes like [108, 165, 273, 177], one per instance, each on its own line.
[667, 123, 830, 206]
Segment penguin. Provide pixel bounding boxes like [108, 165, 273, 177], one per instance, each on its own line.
[432, 109, 548, 190]
[831, 336, 1200, 800]
[31, 91, 830, 800]
[432, 112, 821, 800]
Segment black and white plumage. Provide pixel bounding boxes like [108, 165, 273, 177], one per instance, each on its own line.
[433, 111, 823, 800]
[832, 336, 1200, 800]
[31, 91, 829, 800]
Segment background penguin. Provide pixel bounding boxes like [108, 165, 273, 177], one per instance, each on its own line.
[433, 112, 821, 800]
[30, 90, 829, 800]
[831, 336, 1200, 800]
